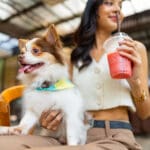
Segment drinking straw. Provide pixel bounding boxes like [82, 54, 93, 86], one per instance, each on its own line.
[116, 12, 121, 33]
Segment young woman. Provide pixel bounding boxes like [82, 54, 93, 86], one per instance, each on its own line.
[0, 0, 150, 150]
[39, 0, 150, 149]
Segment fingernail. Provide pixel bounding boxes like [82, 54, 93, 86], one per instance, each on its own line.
[118, 42, 122, 46]
[42, 121, 47, 126]
[52, 127, 57, 131]
[47, 125, 52, 130]
[42, 110, 47, 114]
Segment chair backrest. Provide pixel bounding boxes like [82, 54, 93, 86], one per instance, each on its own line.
[0, 85, 24, 126]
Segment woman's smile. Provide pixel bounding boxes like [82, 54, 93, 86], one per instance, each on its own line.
[108, 14, 118, 23]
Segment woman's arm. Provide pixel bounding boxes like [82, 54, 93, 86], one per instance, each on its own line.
[129, 42, 150, 119]
[118, 39, 150, 119]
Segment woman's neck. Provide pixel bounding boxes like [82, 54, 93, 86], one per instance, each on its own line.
[95, 30, 111, 50]
[91, 30, 111, 62]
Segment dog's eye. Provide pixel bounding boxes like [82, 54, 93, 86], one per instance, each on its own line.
[32, 48, 41, 55]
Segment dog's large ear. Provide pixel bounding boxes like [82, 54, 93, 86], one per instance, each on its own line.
[18, 39, 28, 50]
[45, 24, 62, 48]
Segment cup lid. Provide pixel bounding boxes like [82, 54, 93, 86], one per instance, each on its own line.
[113, 32, 129, 38]
[103, 32, 131, 53]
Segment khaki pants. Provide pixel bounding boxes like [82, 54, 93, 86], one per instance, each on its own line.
[0, 121, 142, 150]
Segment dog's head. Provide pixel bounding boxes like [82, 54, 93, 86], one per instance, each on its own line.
[18, 24, 64, 74]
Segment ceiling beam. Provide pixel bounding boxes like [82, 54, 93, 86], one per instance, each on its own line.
[0, 1, 44, 37]
[0, 1, 44, 23]
[0, 22, 27, 38]
[25, 13, 81, 37]
[0, 12, 81, 38]
[42, 0, 65, 5]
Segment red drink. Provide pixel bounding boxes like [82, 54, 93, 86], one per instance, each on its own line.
[103, 32, 133, 79]
[107, 52, 132, 79]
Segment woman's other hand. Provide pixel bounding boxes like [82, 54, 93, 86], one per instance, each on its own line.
[117, 38, 150, 119]
[40, 109, 63, 131]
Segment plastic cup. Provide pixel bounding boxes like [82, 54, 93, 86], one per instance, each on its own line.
[103, 32, 132, 79]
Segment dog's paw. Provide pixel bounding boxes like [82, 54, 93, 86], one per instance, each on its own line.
[8, 126, 23, 135]
[0, 127, 9, 135]
[8, 126, 31, 135]
[0, 126, 27, 135]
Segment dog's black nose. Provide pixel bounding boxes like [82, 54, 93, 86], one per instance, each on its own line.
[18, 54, 24, 61]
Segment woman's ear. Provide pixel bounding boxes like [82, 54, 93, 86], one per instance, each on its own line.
[45, 24, 62, 48]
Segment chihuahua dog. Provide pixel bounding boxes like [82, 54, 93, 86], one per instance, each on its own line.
[0, 25, 87, 145]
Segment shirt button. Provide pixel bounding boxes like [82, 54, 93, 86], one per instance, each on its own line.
[94, 68, 100, 74]
[96, 84, 101, 89]
[96, 101, 101, 106]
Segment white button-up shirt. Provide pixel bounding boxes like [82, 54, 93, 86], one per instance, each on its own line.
[73, 53, 135, 112]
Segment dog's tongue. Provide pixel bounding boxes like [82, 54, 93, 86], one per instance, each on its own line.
[19, 65, 32, 73]
[19, 63, 43, 73]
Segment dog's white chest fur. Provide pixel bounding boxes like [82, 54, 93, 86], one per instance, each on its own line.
[23, 87, 84, 118]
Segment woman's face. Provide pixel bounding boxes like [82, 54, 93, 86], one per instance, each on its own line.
[97, 0, 124, 32]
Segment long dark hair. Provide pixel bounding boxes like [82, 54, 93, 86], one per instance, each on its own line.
[71, 0, 104, 70]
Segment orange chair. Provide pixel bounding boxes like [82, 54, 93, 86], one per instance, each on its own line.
[0, 85, 24, 126]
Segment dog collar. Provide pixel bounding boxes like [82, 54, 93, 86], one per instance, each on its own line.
[36, 79, 75, 91]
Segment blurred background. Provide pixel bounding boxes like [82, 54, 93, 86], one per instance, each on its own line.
[0, 0, 150, 149]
